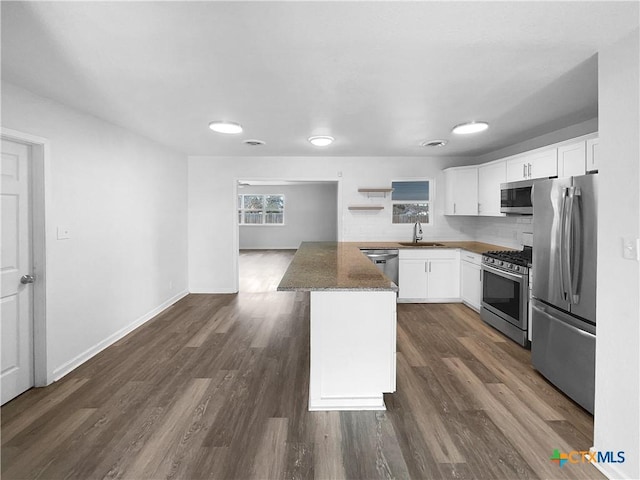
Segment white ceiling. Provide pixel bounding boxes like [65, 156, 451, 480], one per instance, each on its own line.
[2, 1, 638, 157]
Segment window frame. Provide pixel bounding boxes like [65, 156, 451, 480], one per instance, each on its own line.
[238, 193, 286, 226]
[390, 179, 433, 225]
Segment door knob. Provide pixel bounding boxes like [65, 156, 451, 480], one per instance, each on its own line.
[20, 274, 35, 284]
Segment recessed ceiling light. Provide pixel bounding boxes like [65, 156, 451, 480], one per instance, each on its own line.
[208, 121, 243, 134]
[420, 139, 448, 148]
[243, 139, 265, 146]
[452, 121, 489, 135]
[308, 135, 334, 147]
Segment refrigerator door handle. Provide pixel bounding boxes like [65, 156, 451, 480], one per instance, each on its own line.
[559, 187, 570, 301]
[568, 187, 582, 304]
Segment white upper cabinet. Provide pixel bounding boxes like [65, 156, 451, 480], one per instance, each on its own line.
[505, 157, 528, 182]
[442, 132, 597, 218]
[527, 149, 559, 179]
[478, 160, 506, 216]
[586, 137, 600, 172]
[558, 140, 587, 177]
[444, 166, 478, 215]
[506, 148, 558, 182]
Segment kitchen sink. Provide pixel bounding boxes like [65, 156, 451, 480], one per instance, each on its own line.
[398, 242, 446, 247]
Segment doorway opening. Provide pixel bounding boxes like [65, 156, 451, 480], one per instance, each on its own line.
[234, 180, 340, 293]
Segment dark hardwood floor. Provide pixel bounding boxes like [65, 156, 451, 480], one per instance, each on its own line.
[1, 250, 601, 479]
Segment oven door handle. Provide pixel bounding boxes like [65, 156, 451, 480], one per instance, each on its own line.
[482, 263, 524, 282]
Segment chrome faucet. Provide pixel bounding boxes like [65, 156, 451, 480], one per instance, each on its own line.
[413, 221, 423, 243]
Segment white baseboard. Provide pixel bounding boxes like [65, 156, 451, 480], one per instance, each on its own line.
[591, 461, 613, 479]
[589, 446, 629, 480]
[461, 300, 481, 312]
[397, 297, 462, 304]
[189, 287, 238, 294]
[51, 290, 189, 382]
[239, 246, 299, 250]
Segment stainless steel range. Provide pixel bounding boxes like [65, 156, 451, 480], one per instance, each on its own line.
[480, 246, 532, 347]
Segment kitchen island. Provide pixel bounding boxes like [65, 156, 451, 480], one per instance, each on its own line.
[278, 242, 398, 411]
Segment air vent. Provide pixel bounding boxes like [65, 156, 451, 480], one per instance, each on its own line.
[243, 139, 265, 146]
[420, 139, 448, 148]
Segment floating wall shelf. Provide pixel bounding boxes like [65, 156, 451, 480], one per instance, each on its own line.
[357, 188, 394, 198]
[348, 205, 385, 211]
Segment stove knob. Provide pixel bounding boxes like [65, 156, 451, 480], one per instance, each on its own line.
[497, 260, 504, 267]
[506, 262, 512, 270]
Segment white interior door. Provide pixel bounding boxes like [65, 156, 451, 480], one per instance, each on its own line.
[1, 139, 34, 404]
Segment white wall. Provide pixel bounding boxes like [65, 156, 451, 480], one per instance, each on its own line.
[188, 155, 477, 292]
[1, 83, 189, 382]
[238, 183, 338, 249]
[593, 28, 640, 480]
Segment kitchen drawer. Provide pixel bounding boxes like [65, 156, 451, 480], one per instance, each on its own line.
[461, 251, 482, 265]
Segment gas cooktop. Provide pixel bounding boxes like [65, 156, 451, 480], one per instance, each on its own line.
[482, 246, 532, 273]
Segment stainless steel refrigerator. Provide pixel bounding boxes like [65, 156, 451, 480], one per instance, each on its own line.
[531, 174, 597, 414]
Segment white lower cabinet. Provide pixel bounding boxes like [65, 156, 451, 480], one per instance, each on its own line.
[460, 252, 482, 311]
[398, 249, 460, 302]
[398, 259, 428, 299]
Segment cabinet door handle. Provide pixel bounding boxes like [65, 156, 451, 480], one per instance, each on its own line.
[477, 202, 481, 213]
[523, 164, 527, 178]
[429, 262, 432, 273]
[425, 262, 428, 273]
[528, 163, 532, 178]
[453, 203, 456, 214]
[480, 269, 483, 282]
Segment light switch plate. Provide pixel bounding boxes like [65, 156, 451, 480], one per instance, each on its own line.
[57, 226, 71, 240]
[622, 237, 640, 261]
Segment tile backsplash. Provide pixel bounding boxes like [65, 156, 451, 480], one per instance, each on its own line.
[343, 212, 532, 249]
[472, 216, 533, 248]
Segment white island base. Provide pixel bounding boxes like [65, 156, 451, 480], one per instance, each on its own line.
[309, 290, 397, 411]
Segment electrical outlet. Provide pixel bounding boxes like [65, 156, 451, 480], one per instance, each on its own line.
[622, 237, 640, 261]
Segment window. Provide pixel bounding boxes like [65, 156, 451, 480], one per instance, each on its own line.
[238, 194, 285, 225]
[391, 180, 430, 224]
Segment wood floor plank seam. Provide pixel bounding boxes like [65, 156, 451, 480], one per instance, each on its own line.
[1, 377, 90, 444]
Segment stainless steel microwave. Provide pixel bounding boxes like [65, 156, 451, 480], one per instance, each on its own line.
[500, 179, 538, 214]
